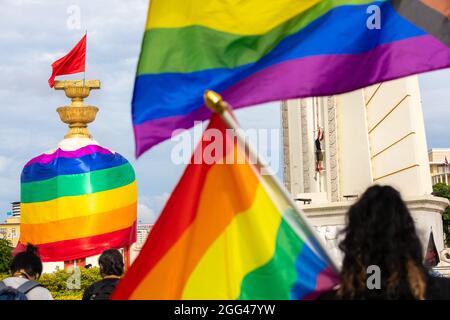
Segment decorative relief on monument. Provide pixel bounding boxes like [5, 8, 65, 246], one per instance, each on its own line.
[300, 99, 310, 193]
[315, 224, 345, 265]
[327, 96, 340, 202]
[281, 102, 291, 191]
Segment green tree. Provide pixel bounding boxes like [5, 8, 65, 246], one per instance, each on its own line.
[0, 238, 13, 274]
[432, 183, 450, 247]
[39, 267, 102, 300]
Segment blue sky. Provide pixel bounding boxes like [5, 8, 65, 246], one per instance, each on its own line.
[0, 0, 449, 224]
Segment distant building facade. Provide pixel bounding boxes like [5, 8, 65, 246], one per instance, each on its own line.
[130, 223, 153, 264]
[136, 223, 153, 248]
[0, 202, 21, 246]
[429, 149, 450, 185]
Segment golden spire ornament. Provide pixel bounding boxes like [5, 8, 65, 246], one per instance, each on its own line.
[54, 80, 100, 139]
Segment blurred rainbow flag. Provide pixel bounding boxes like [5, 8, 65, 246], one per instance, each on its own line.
[18, 145, 137, 262]
[113, 115, 338, 299]
[132, 0, 450, 156]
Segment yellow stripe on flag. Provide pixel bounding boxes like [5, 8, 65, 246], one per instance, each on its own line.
[20, 181, 137, 224]
[146, 0, 320, 35]
[181, 185, 282, 299]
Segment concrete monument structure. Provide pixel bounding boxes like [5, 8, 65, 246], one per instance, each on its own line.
[20, 80, 137, 273]
[282, 76, 449, 269]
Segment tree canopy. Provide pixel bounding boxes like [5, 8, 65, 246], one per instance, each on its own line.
[432, 183, 450, 247]
[0, 237, 13, 274]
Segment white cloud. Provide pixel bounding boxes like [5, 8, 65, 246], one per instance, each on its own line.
[0, 156, 12, 173]
[138, 192, 170, 220]
[137, 203, 157, 224]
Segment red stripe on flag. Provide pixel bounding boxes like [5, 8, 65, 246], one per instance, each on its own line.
[15, 222, 136, 262]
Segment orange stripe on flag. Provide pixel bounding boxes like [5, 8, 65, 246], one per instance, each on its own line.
[20, 203, 137, 245]
[421, 0, 450, 18]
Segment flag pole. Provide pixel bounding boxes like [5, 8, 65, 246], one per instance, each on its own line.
[83, 30, 87, 87]
[203, 90, 341, 274]
[445, 165, 448, 185]
[445, 159, 448, 185]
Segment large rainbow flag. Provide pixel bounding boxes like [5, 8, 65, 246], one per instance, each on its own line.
[132, 0, 450, 156]
[113, 115, 339, 299]
[18, 145, 137, 262]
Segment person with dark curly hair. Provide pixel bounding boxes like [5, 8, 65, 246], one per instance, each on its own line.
[82, 249, 124, 300]
[318, 185, 450, 300]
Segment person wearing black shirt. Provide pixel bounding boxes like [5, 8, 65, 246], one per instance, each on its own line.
[83, 249, 124, 300]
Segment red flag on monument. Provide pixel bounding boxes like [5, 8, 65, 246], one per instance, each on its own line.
[48, 34, 86, 88]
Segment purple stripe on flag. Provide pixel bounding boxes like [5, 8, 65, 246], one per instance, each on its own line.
[133, 35, 450, 157]
[24, 144, 113, 167]
[302, 266, 340, 300]
[133, 107, 213, 157]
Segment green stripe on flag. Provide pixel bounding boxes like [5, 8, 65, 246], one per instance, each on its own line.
[137, 0, 385, 75]
[21, 163, 135, 203]
[238, 214, 304, 299]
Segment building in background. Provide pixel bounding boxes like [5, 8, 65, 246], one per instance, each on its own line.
[429, 149, 450, 185]
[136, 223, 153, 248]
[0, 202, 21, 246]
[11, 202, 20, 217]
[131, 223, 153, 263]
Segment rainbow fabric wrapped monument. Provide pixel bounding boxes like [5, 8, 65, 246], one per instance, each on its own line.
[17, 80, 137, 262]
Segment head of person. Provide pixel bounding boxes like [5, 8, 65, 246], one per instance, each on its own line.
[98, 249, 124, 278]
[338, 185, 426, 299]
[10, 244, 43, 280]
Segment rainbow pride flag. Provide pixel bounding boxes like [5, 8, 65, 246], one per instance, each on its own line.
[18, 145, 137, 262]
[113, 115, 338, 299]
[132, 0, 450, 156]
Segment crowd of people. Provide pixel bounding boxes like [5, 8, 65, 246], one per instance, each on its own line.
[1, 185, 450, 300]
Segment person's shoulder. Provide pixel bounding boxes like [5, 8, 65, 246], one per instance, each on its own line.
[1, 277, 53, 300]
[2, 276, 25, 287]
[102, 278, 120, 284]
[82, 281, 98, 300]
[89, 278, 119, 289]
[82, 279, 118, 298]
[27, 286, 53, 300]
[426, 275, 450, 300]
[83, 278, 120, 300]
